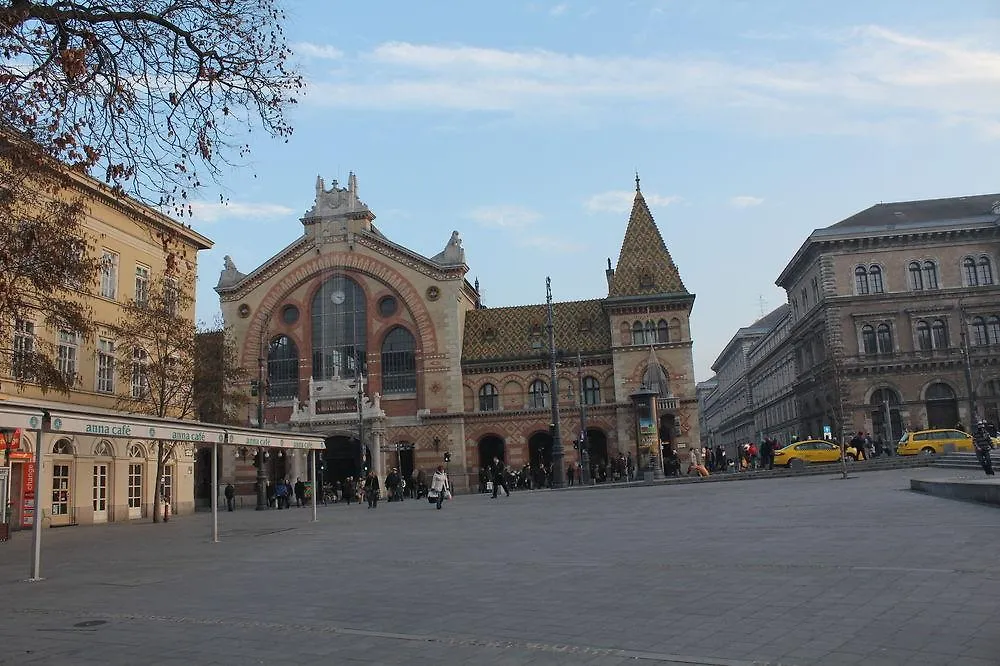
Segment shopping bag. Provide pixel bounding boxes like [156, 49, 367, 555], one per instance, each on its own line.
[486, 481, 494, 492]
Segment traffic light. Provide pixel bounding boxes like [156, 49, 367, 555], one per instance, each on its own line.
[250, 380, 259, 397]
[443, 451, 451, 463]
[548, 423, 556, 437]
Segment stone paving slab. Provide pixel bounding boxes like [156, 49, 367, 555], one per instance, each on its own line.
[0, 468, 998, 665]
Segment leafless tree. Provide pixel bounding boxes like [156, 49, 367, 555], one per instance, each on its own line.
[194, 323, 250, 426]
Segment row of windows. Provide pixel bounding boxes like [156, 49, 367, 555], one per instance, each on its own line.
[624, 318, 683, 345]
[13, 319, 151, 397]
[857, 316, 1000, 355]
[476, 376, 603, 411]
[98, 250, 153, 304]
[854, 255, 995, 296]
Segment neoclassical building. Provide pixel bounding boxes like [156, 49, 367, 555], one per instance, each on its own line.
[217, 174, 700, 491]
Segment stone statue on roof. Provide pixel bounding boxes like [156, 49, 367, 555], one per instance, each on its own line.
[305, 172, 368, 219]
[431, 230, 466, 265]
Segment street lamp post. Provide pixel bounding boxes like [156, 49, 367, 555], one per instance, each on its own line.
[576, 350, 590, 484]
[545, 277, 566, 488]
[254, 312, 273, 511]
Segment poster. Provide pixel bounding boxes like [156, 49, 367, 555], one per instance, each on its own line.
[0, 428, 21, 452]
[21, 462, 35, 528]
[0, 466, 9, 524]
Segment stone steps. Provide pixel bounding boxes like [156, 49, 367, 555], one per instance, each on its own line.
[932, 452, 988, 470]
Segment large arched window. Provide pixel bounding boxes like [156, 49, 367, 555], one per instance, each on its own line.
[876, 323, 893, 354]
[528, 379, 549, 409]
[908, 262, 923, 290]
[979, 256, 994, 286]
[931, 319, 948, 349]
[582, 376, 601, 406]
[855, 266, 869, 295]
[311, 276, 366, 380]
[922, 261, 938, 289]
[972, 316, 989, 346]
[964, 257, 979, 286]
[861, 325, 877, 355]
[631, 321, 645, 346]
[869, 265, 884, 293]
[267, 335, 299, 400]
[478, 383, 499, 412]
[656, 319, 669, 343]
[915, 320, 931, 351]
[380, 327, 416, 393]
[644, 320, 656, 344]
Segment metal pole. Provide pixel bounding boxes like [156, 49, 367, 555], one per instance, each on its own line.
[577, 350, 590, 484]
[546, 277, 565, 488]
[211, 441, 219, 543]
[255, 313, 270, 511]
[29, 422, 44, 581]
[309, 450, 317, 522]
[960, 323, 978, 425]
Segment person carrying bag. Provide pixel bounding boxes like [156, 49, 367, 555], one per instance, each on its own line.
[429, 465, 450, 510]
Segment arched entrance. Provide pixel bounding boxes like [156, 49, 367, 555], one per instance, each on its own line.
[528, 431, 553, 468]
[585, 428, 609, 466]
[925, 382, 959, 429]
[870, 388, 903, 442]
[477, 435, 505, 469]
[395, 443, 415, 483]
[323, 435, 369, 482]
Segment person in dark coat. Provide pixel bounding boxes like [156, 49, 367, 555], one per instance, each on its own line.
[224, 483, 236, 511]
[294, 477, 306, 507]
[342, 477, 355, 505]
[974, 421, 995, 476]
[365, 470, 381, 508]
[490, 456, 510, 498]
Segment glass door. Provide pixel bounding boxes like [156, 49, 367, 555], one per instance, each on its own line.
[128, 463, 142, 519]
[92, 464, 108, 523]
[51, 464, 71, 525]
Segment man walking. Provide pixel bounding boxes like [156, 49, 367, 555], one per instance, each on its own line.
[490, 456, 510, 498]
[294, 477, 306, 508]
[974, 421, 995, 476]
[224, 482, 236, 511]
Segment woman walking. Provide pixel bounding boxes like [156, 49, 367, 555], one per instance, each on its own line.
[365, 470, 381, 508]
[430, 465, 450, 510]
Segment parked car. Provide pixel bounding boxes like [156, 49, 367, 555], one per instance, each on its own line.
[773, 439, 853, 467]
[896, 429, 974, 456]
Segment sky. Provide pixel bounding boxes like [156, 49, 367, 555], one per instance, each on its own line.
[185, 0, 1000, 381]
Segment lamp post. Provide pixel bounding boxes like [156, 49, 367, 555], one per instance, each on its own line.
[959, 306, 979, 425]
[574, 350, 591, 484]
[254, 311, 273, 511]
[545, 277, 566, 488]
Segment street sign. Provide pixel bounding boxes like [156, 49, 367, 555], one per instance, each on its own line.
[823, 425, 832, 439]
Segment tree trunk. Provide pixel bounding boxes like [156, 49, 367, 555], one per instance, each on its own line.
[152, 440, 165, 523]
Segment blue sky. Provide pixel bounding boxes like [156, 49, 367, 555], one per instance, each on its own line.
[187, 0, 1000, 381]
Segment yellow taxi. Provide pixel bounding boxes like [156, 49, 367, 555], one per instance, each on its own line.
[896, 429, 974, 456]
[773, 439, 851, 468]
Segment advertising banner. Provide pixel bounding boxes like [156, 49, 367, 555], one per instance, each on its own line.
[21, 462, 35, 528]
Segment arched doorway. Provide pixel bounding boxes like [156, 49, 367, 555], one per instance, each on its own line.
[477, 435, 505, 469]
[528, 431, 553, 468]
[925, 382, 959, 429]
[870, 388, 903, 442]
[323, 435, 368, 482]
[393, 442, 415, 483]
[585, 428, 609, 473]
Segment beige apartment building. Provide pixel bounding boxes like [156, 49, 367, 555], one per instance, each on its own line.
[703, 193, 1000, 451]
[1, 166, 212, 529]
[216, 174, 701, 492]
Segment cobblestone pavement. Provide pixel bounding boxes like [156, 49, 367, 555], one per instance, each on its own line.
[1, 468, 998, 665]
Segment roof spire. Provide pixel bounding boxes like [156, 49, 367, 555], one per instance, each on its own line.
[635, 170, 641, 193]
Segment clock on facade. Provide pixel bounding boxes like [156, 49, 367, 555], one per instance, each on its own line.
[330, 289, 346, 305]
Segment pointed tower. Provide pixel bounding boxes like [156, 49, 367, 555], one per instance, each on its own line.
[608, 180, 687, 297]
[605, 176, 699, 472]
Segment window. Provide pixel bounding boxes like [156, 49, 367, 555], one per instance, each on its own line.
[861, 325, 877, 355]
[94, 440, 113, 457]
[979, 257, 995, 286]
[99, 250, 119, 299]
[632, 321, 645, 346]
[989, 316, 1000, 346]
[267, 335, 299, 400]
[909, 262, 923, 290]
[128, 461, 143, 516]
[855, 266, 869, 295]
[869, 265, 884, 293]
[134, 265, 149, 305]
[922, 261, 938, 289]
[51, 463, 70, 516]
[877, 324, 893, 354]
[582, 376, 601, 406]
[12, 318, 34, 379]
[131, 347, 149, 399]
[916, 320, 931, 351]
[97, 339, 115, 393]
[972, 317, 989, 346]
[931, 319, 948, 349]
[964, 257, 979, 286]
[312, 276, 366, 380]
[57, 330, 79, 384]
[811, 276, 820, 302]
[164, 277, 179, 315]
[801, 287, 808, 308]
[281, 304, 299, 325]
[656, 319, 669, 343]
[644, 320, 655, 344]
[478, 383, 499, 412]
[528, 379, 549, 409]
[380, 327, 416, 393]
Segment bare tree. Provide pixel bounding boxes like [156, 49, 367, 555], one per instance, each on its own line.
[111, 273, 197, 522]
[194, 323, 250, 426]
[1, 0, 302, 210]
[0, 138, 98, 393]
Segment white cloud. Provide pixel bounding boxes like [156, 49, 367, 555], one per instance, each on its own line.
[550, 3, 569, 16]
[518, 235, 584, 253]
[188, 201, 295, 223]
[300, 26, 1000, 137]
[730, 195, 764, 208]
[469, 204, 541, 229]
[584, 190, 682, 214]
[293, 42, 344, 60]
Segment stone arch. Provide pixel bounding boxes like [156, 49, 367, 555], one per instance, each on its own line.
[477, 433, 506, 468]
[93, 439, 115, 457]
[239, 251, 441, 368]
[52, 438, 75, 455]
[127, 442, 147, 458]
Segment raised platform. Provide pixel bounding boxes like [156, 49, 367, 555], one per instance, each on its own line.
[910, 475, 1000, 506]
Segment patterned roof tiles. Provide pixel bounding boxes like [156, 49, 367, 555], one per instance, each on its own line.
[609, 191, 687, 297]
[462, 299, 611, 362]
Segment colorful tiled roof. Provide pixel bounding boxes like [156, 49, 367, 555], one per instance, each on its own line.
[462, 299, 611, 362]
[609, 190, 687, 297]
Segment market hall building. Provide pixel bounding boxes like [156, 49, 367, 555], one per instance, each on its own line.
[217, 174, 701, 492]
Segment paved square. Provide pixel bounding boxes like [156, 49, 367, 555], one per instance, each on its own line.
[1, 468, 998, 665]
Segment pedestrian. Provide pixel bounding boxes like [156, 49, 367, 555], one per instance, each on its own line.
[490, 456, 510, 498]
[343, 477, 355, 506]
[430, 464, 450, 510]
[294, 477, 306, 508]
[224, 482, 236, 512]
[365, 470, 381, 508]
[974, 421, 995, 476]
[567, 463, 575, 486]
